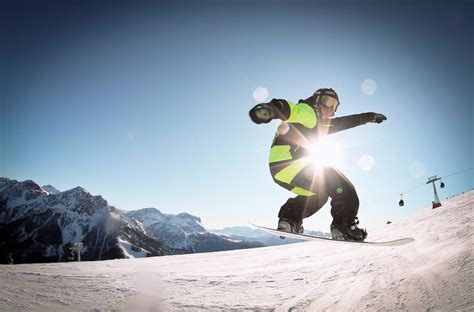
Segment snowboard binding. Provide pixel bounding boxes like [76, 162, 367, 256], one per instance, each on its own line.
[330, 218, 367, 241]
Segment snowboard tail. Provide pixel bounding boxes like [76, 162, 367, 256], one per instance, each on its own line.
[249, 222, 414, 247]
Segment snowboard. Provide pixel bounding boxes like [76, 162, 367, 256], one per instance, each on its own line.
[249, 222, 414, 247]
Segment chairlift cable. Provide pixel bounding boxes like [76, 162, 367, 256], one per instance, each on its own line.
[363, 167, 473, 206]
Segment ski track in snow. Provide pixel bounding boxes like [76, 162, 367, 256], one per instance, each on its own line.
[0, 191, 473, 311]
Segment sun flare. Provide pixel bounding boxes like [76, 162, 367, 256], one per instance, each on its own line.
[307, 138, 342, 168]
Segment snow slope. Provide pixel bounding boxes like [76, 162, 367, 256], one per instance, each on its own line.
[0, 191, 472, 311]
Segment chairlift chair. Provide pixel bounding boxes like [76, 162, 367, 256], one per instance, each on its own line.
[399, 194, 404, 207]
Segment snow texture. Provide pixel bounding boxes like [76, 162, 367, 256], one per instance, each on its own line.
[0, 191, 472, 311]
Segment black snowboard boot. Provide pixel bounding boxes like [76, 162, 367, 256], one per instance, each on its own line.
[277, 218, 304, 234]
[331, 217, 367, 241]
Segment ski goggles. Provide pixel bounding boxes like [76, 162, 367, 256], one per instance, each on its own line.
[317, 95, 340, 112]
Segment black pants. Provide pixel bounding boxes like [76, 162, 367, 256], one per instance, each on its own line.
[277, 166, 359, 225]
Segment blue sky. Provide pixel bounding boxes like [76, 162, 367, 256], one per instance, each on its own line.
[1, 0, 472, 231]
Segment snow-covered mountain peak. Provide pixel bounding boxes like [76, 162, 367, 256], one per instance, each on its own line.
[176, 212, 201, 222]
[66, 186, 88, 195]
[0, 178, 48, 209]
[170, 213, 205, 233]
[20, 179, 43, 191]
[1, 178, 175, 262]
[125, 208, 205, 234]
[41, 184, 61, 195]
[123, 208, 211, 250]
[125, 208, 165, 227]
[45, 185, 109, 217]
[141, 207, 162, 213]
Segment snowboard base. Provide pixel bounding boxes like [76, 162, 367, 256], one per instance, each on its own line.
[250, 222, 414, 247]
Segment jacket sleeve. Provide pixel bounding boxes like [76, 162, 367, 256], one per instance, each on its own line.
[325, 113, 377, 134]
[265, 99, 291, 120]
[267, 99, 318, 129]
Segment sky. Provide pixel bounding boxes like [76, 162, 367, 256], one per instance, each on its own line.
[1, 0, 472, 231]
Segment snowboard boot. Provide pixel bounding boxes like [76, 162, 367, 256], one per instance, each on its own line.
[330, 217, 367, 241]
[277, 218, 304, 234]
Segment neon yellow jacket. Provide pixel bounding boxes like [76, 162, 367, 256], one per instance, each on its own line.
[264, 98, 376, 195]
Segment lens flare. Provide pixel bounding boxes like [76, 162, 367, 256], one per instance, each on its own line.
[308, 138, 342, 168]
[361, 79, 377, 95]
[358, 154, 375, 171]
[253, 87, 269, 102]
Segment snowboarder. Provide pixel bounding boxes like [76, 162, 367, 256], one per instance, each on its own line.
[249, 88, 387, 241]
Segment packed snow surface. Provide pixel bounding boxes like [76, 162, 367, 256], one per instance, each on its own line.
[0, 191, 472, 311]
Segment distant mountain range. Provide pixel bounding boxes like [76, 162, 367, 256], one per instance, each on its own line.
[0, 178, 176, 263]
[0, 177, 330, 264]
[0, 178, 282, 263]
[123, 208, 264, 253]
[212, 226, 331, 246]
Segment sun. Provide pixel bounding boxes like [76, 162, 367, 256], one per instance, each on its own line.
[307, 137, 342, 168]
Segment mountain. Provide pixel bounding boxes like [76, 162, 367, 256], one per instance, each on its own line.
[125, 209, 264, 252]
[126, 208, 206, 235]
[1, 190, 471, 311]
[0, 178, 262, 263]
[0, 178, 174, 263]
[212, 226, 331, 246]
[41, 185, 61, 195]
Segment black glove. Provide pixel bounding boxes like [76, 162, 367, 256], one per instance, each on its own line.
[361, 112, 387, 124]
[372, 113, 387, 123]
[249, 104, 276, 124]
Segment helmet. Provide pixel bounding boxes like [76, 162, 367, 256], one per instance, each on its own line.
[313, 88, 340, 112]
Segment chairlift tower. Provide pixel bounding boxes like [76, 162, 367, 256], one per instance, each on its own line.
[426, 176, 442, 209]
[69, 243, 86, 261]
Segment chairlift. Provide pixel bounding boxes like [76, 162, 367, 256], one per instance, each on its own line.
[440, 181, 445, 188]
[398, 194, 404, 207]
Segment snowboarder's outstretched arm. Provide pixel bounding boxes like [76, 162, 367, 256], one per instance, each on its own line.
[325, 113, 387, 134]
[249, 99, 386, 132]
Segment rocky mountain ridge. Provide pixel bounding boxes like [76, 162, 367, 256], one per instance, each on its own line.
[0, 178, 263, 263]
[0, 177, 174, 263]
